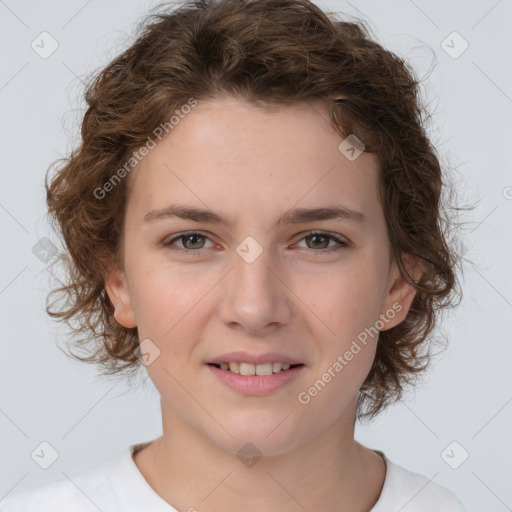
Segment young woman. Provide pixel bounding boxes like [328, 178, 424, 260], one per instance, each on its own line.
[0, 0, 465, 510]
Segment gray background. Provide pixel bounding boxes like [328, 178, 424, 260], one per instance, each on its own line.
[0, 1, 511, 510]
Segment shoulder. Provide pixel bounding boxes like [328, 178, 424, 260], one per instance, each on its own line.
[372, 452, 466, 512]
[0, 455, 122, 512]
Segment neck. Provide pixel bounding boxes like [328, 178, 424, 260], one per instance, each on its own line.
[133, 400, 386, 511]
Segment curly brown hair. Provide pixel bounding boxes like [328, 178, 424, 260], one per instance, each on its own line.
[45, 0, 465, 421]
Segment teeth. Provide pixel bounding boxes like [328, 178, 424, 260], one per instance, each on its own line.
[239, 362, 255, 376]
[228, 362, 240, 373]
[217, 362, 295, 374]
[256, 363, 273, 376]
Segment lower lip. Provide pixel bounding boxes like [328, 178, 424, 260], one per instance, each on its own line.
[206, 364, 305, 395]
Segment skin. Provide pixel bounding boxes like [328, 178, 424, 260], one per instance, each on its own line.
[105, 96, 421, 511]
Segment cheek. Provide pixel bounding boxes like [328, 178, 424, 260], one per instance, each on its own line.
[127, 263, 203, 349]
[298, 259, 386, 346]
[129, 262, 228, 383]
[133, 268, 209, 398]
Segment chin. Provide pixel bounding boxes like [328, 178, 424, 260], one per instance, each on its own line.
[205, 414, 311, 459]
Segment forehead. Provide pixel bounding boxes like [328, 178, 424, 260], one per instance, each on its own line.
[127, 98, 381, 226]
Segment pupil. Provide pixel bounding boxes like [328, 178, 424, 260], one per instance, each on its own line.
[185, 234, 203, 249]
[310, 234, 327, 248]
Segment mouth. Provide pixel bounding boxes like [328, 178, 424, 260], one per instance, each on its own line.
[206, 361, 306, 395]
[207, 361, 304, 375]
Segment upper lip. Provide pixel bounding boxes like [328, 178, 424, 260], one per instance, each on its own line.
[207, 351, 304, 365]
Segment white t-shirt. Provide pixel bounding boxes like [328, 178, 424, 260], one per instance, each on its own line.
[0, 442, 465, 511]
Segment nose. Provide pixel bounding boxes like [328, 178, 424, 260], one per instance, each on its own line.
[217, 245, 292, 336]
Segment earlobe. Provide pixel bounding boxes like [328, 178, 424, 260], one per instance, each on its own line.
[380, 253, 423, 331]
[104, 269, 137, 329]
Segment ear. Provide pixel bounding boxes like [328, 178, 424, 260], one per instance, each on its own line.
[105, 268, 137, 329]
[379, 253, 423, 331]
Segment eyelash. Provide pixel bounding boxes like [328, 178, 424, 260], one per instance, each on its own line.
[163, 230, 349, 255]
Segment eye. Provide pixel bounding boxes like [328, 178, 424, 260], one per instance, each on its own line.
[163, 231, 215, 253]
[163, 230, 349, 255]
[294, 231, 349, 253]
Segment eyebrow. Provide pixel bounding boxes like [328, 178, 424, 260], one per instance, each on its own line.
[143, 204, 368, 230]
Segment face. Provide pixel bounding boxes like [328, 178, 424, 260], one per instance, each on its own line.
[106, 96, 419, 456]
